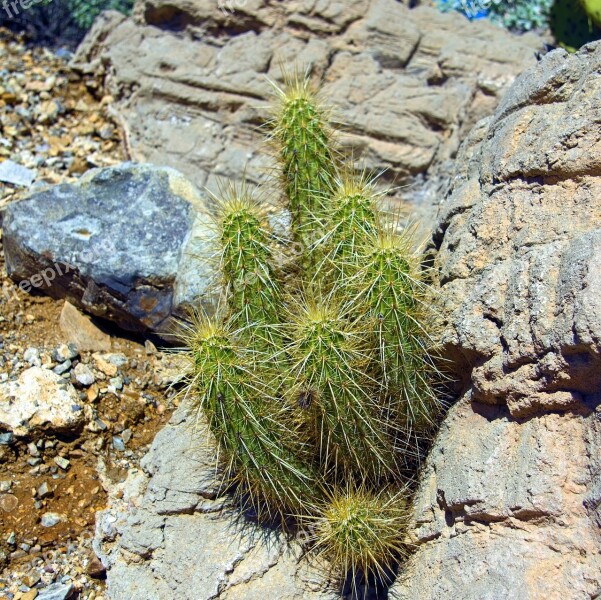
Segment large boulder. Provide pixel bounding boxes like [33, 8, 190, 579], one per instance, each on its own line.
[393, 42, 601, 599]
[3, 163, 214, 338]
[71, 0, 542, 212]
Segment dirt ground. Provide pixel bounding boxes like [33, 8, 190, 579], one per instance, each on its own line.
[0, 29, 182, 599]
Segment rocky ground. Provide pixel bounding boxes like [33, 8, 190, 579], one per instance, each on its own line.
[0, 30, 184, 600]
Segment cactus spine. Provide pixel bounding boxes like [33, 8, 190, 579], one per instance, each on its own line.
[351, 228, 441, 434]
[309, 486, 409, 588]
[285, 296, 395, 482]
[317, 174, 380, 285]
[188, 314, 318, 519]
[216, 190, 282, 353]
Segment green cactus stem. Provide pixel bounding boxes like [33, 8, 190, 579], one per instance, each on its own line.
[187, 313, 319, 520]
[284, 295, 396, 482]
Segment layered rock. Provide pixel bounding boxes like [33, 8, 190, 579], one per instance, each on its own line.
[393, 42, 601, 599]
[94, 406, 338, 600]
[71, 0, 542, 210]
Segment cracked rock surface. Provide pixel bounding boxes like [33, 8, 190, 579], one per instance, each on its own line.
[94, 406, 338, 600]
[393, 42, 601, 599]
[70, 0, 542, 215]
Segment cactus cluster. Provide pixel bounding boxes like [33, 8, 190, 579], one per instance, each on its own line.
[185, 73, 442, 592]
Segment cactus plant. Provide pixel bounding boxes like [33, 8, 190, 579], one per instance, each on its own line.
[316, 172, 381, 286]
[349, 227, 441, 436]
[308, 486, 409, 590]
[214, 187, 283, 353]
[580, 0, 601, 26]
[551, 0, 600, 51]
[185, 72, 442, 589]
[186, 312, 319, 520]
[269, 73, 338, 268]
[284, 294, 396, 482]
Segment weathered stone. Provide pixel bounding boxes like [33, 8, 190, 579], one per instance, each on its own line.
[52, 344, 78, 362]
[94, 406, 337, 599]
[72, 363, 95, 387]
[0, 159, 36, 187]
[59, 301, 111, 352]
[40, 512, 65, 528]
[86, 553, 106, 579]
[36, 582, 76, 600]
[394, 42, 601, 599]
[71, 1, 541, 209]
[3, 163, 215, 339]
[0, 367, 83, 437]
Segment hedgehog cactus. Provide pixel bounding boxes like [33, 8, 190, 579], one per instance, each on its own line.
[187, 314, 318, 519]
[270, 74, 338, 267]
[216, 190, 282, 352]
[309, 486, 409, 589]
[316, 174, 380, 285]
[285, 296, 395, 482]
[185, 72, 442, 589]
[580, 0, 601, 27]
[350, 228, 441, 435]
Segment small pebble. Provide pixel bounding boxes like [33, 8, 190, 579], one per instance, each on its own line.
[112, 436, 125, 452]
[52, 344, 78, 362]
[72, 363, 95, 387]
[28, 441, 40, 456]
[53, 456, 70, 470]
[40, 512, 64, 527]
[0, 432, 14, 445]
[86, 554, 106, 579]
[37, 481, 51, 498]
[52, 360, 71, 375]
[108, 376, 123, 391]
[24, 347, 41, 367]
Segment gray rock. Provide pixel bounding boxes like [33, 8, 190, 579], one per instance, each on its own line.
[108, 377, 123, 391]
[0, 433, 14, 445]
[41, 512, 65, 527]
[27, 442, 39, 457]
[394, 42, 601, 599]
[37, 481, 51, 498]
[23, 347, 41, 367]
[52, 344, 78, 362]
[112, 436, 125, 452]
[73, 363, 95, 387]
[53, 456, 70, 470]
[0, 159, 36, 187]
[3, 163, 215, 339]
[52, 360, 72, 375]
[37, 582, 76, 600]
[94, 405, 338, 599]
[101, 353, 128, 368]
